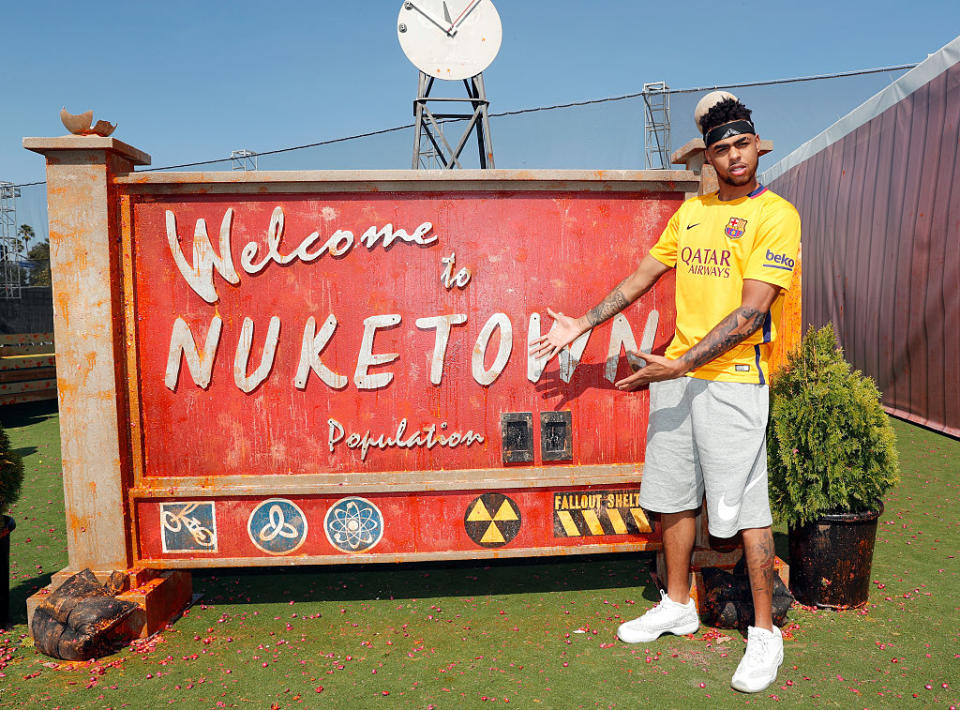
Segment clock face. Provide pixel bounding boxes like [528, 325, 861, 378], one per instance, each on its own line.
[397, 0, 502, 81]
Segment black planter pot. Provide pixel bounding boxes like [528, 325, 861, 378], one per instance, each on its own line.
[1, 514, 14, 627]
[787, 503, 883, 609]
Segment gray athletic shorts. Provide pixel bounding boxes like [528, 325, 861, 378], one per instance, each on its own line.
[638, 376, 773, 538]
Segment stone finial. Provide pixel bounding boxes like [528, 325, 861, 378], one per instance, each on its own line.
[60, 108, 116, 137]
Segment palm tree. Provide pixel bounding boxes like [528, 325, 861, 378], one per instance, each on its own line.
[13, 225, 50, 287]
[16, 224, 35, 254]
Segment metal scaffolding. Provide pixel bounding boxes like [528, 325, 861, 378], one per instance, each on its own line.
[230, 149, 258, 171]
[0, 181, 22, 300]
[415, 135, 444, 170]
[412, 71, 495, 169]
[642, 82, 672, 170]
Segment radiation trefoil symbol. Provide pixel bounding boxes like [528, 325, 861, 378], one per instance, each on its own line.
[464, 493, 521, 547]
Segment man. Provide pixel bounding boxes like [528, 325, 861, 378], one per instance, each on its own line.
[530, 93, 801, 693]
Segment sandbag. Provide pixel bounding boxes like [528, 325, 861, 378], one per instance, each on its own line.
[31, 569, 139, 660]
[700, 557, 793, 631]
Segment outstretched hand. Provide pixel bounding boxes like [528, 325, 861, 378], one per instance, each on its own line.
[614, 351, 688, 390]
[528, 308, 585, 361]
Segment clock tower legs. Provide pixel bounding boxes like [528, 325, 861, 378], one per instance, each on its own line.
[411, 71, 495, 169]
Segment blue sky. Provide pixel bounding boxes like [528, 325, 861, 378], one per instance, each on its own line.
[3, 0, 959, 188]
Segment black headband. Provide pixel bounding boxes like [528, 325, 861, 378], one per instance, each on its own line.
[703, 119, 756, 147]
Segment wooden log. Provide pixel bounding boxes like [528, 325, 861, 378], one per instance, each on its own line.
[0, 367, 56, 384]
[31, 569, 140, 661]
[0, 332, 54, 346]
[0, 388, 58, 405]
[0, 355, 56, 371]
[0, 343, 56, 356]
[0, 380, 58, 396]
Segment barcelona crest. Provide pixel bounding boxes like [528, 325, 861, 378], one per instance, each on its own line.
[725, 217, 747, 239]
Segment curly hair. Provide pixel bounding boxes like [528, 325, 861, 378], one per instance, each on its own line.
[700, 98, 754, 136]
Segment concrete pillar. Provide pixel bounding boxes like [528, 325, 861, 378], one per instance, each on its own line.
[22, 136, 150, 575]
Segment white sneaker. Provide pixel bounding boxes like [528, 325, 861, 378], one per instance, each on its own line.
[616, 590, 699, 644]
[731, 625, 784, 693]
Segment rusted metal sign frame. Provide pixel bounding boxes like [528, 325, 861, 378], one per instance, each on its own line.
[115, 168, 698, 569]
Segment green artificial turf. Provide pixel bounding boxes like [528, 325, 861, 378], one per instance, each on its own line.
[0, 403, 957, 709]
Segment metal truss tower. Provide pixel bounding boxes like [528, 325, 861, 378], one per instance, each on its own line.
[412, 72, 495, 169]
[415, 134, 444, 170]
[0, 181, 22, 300]
[642, 82, 672, 170]
[230, 150, 258, 171]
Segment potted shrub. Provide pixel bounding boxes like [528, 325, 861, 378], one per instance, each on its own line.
[767, 324, 900, 608]
[1, 425, 24, 626]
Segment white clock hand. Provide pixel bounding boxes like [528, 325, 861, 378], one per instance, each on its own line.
[403, 1, 454, 37]
[447, 0, 483, 34]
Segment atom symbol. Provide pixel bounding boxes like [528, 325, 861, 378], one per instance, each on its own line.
[327, 499, 382, 551]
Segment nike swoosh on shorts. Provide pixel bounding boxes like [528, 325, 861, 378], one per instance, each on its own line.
[716, 473, 766, 523]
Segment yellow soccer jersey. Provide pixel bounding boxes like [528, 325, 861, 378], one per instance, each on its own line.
[649, 184, 801, 384]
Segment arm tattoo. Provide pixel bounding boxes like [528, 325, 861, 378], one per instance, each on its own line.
[586, 280, 630, 326]
[680, 306, 767, 371]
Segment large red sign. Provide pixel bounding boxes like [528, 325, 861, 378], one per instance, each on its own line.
[117, 176, 690, 565]
[132, 191, 678, 478]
